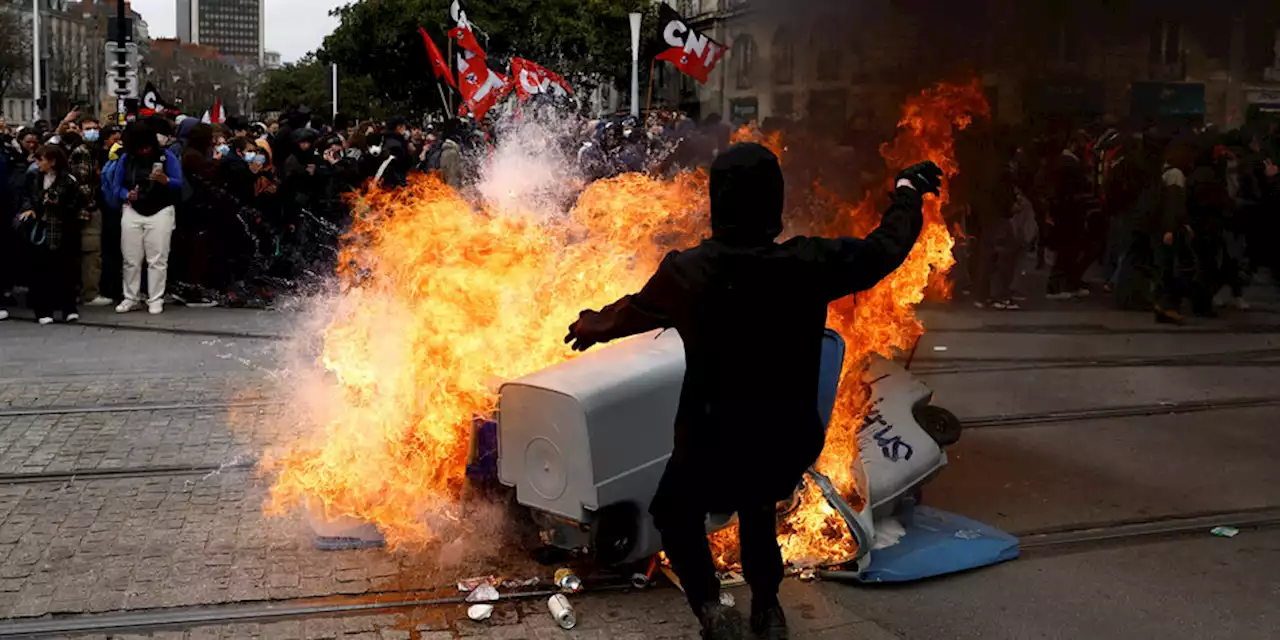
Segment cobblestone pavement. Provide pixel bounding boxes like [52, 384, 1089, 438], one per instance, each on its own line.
[5, 294, 1279, 638]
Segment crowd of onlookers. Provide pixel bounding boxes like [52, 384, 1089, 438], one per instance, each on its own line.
[1, 103, 1275, 327]
[954, 121, 1280, 322]
[0, 108, 482, 324]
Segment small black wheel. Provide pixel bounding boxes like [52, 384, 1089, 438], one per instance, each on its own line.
[916, 405, 963, 446]
[591, 502, 640, 566]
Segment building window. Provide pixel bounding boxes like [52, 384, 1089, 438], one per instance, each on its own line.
[735, 35, 757, 90]
[814, 22, 841, 82]
[772, 27, 794, 86]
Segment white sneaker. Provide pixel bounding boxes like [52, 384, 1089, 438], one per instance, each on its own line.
[85, 296, 114, 307]
[37, 317, 54, 325]
[116, 300, 142, 313]
[1236, 298, 1251, 311]
[0, 309, 8, 321]
[65, 313, 80, 322]
[1075, 288, 1091, 298]
[148, 301, 164, 315]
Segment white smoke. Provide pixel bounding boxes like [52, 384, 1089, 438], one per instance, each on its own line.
[475, 108, 585, 220]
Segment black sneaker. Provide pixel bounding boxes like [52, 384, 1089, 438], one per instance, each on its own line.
[699, 602, 747, 640]
[749, 603, 788, 640]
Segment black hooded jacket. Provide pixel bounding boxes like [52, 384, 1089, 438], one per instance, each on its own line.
[570, 143, 925, 509]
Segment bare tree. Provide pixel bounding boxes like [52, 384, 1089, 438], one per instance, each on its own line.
[0, 8, 32, 103]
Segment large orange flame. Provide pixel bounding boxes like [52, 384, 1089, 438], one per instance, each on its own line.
[264, 80, 988, 565]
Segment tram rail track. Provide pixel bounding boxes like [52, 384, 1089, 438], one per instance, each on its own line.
[0, 506, 1275, 637]
[0, 395, 1273, 485]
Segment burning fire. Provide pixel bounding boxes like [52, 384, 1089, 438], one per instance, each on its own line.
[264, 81, 987, 565]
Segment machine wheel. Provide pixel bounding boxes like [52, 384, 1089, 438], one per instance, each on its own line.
[916, 405, 963, 447]
[590, 502, 640, 566]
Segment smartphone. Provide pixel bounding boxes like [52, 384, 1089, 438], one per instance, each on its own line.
[152, 162, 163, 173]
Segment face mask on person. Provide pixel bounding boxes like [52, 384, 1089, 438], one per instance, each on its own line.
[216, 144, 230, 156]
[83, 129, 100, 143]
[243, 151, 259, 164]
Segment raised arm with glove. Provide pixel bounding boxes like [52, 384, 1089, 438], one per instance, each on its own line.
[563, 143, 939, 640]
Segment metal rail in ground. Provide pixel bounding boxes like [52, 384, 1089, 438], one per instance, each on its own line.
[7, 507, 1277, 636]
[0, 399, 283, 418]
[912, 347, 1280, 376]
[0, 584, 633, 638]
[1013, 506, 1280, 551]
[0, 461, 256, 485]
[929, 323, 1280, 336]
[961, 395, 1280, 429]
[10, 316, 285, 341]
[814, 506, 1280, 582]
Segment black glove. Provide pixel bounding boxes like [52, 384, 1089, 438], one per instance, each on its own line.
[564, 310, 601, 352]
[897, 161, 944, 197]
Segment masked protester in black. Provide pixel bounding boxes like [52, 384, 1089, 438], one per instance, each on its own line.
[564, 143, 941, 640]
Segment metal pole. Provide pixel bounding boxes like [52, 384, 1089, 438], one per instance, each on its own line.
[628, 12, 641, 117]
[31, 0, 41, 122]
[331, 63, 338, 120]
[116, 0, 128, 121]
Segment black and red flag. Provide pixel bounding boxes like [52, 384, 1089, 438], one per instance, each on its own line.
[418, 27, 456, 88]
[653, 4, 728, 84]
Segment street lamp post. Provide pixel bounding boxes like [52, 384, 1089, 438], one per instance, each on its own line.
[32, 0, 41, 121]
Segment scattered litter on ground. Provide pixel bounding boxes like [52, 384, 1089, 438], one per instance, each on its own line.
[465, 584, 500, 603]
[467, 604, 494, 621]
[1210, 526, 1240, 538]
[716, 570, 745, 587]
[500, 577, 541, 589]
[554, 568, 582, 593]
[457, 576, 496, 592]
[932, 346, 948, 352]
[874, 516, 908, 550]
[548, 594, 577, 629]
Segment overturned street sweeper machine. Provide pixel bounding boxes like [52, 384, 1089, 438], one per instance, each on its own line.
[496, 328, 962, 572]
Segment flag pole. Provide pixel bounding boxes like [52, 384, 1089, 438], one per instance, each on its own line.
[645, 59, 656, 114]
[628, 12, 641, 117]
[447, 38, 454, 113]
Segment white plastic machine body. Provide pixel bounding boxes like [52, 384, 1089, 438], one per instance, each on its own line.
[498, 329, 684, 562]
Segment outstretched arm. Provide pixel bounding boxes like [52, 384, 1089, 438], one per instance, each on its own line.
[565, 251, 683, 351]
[797, 161, 938, 301]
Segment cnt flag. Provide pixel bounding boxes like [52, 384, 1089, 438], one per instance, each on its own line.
[653, 4, 728, 84]
[448, 0, 509, 119]
[419, 27, 457, 88]
[511, 58, 572, 101]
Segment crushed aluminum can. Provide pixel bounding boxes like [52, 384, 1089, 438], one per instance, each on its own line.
[467, 604, 494, 621]
[548, 593, 576, 630]
[1210, 526, 1240, 538]
[630, 572, 650, 589]
[719, 592, 735, 607]
[554, 568, 582, 593]
[465, 583, 500, 603]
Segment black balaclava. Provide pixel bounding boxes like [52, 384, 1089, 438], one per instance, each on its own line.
[709, 142, 784, 246]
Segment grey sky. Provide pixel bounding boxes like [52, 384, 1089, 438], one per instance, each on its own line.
[129, 0, 347, 63]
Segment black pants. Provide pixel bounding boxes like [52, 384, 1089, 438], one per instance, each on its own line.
[975, 218, 1019, 302]
[654, 496, 782, 614]
[29, 245, 79, 318]
[1048, 224, 1089, 295]
[100, 206, 123, 300]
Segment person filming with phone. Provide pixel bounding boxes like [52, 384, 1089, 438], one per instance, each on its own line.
[105, 121, 184, 315]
